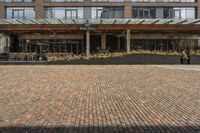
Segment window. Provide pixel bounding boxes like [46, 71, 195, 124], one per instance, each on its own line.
[169, 9, 181, 19]
[164, 7, 196, 19]
[139, 9, 150, 18]
[6, 7, 35, 19]
[12, 9, 24, 19]
[91, 7, 124, 19]
[65, 10, 77, 19]
[44, 7, 83, 19]
[133, 8, 156, 18]
[96, 9, 109, 18]
[133, 7, 196, 19]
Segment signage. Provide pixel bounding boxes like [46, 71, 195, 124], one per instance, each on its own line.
[79, 24, 96, 31]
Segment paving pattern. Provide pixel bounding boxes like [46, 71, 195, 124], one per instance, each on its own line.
[0, 65, 199, 133]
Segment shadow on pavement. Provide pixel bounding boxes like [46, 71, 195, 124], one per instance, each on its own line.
[0, 125, 200, 133]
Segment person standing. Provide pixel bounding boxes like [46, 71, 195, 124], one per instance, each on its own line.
[180, 49, 188, 64]
[186, 47, 191, 64]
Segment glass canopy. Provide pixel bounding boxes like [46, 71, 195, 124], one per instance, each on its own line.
[1, 19, 200, 25]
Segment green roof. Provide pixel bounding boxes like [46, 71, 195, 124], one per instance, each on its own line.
[1, 19, 200, 25]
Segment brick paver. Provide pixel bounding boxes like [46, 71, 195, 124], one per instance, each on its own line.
[0, 65, 199, 133]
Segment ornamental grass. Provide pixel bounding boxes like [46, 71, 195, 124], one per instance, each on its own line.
[47, 50, 200, 62]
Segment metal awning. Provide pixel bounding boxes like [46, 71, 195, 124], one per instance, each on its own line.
[1, 19, 200, 25]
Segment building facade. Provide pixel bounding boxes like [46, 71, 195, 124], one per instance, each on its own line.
[0, 0, 200, 60]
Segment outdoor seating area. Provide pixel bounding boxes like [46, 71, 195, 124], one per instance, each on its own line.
[9, 53, 37, 61]
[45, 52, 73, 57]
[46, 52, 80, 62]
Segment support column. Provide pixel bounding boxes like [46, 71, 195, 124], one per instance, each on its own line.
[198, 0, 200, 18]
[124, 6, 132, 18]
[156, 8, 164, 19]
[198, 36, 200, 48]
[35, 0, 44, 19]
[126, 29, 131, 52]
[0, 6, 5, 19]
[0, 33, 10, 54]
[83, 7, 91, 19]
[101, 33, 106, 50]
[117, 36, 120, 52]
[86, 31, 90, 56]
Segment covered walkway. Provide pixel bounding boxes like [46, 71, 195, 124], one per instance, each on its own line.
[0, 19, 200, 60]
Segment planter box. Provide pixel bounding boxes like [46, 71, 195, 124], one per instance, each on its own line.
[48, 54, 182, 65]
[191, 55, 200, 64]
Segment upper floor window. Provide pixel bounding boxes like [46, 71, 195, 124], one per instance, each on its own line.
[133, 8, 156, 18]
[169, 9, 181, 19]
[65, 9, 78, 19]
[44, 7, 83, 19]
[6, 7, 35, 19]
[0, 0, 34, 2]
[164, 7, 196, 19]
[91, 7, 124, 19]
[44, 0, 83, 2]
[132, 7, 196, 19]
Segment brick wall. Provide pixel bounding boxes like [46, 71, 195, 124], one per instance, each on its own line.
[198, 0, 200, 18]
[35, 0, 44, 19]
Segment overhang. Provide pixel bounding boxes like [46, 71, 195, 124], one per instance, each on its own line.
[1, 19, 200, 33]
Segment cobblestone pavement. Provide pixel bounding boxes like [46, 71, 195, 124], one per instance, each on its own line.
[0, 65, 199, 133]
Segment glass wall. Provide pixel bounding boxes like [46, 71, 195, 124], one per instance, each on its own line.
[91, 7, 124, 19]
[131, 34, 200, 52]
[44, 0, 83, 2]
[0, 0, 34, 2]
[44, 7, 84, 19]
[133, 7, 196, 19]
[6, 7, 35, 19]
[132, 39, 199, 52]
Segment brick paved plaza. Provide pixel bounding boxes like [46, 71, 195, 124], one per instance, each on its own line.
[0, 65, 200, 133]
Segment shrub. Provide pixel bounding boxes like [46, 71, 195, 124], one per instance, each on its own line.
[46, 50, 183, 62]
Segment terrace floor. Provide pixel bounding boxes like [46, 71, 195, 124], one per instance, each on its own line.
[0, 65, 200, 133]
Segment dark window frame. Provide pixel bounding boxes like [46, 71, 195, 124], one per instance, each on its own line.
[12, 9, 25, 19]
